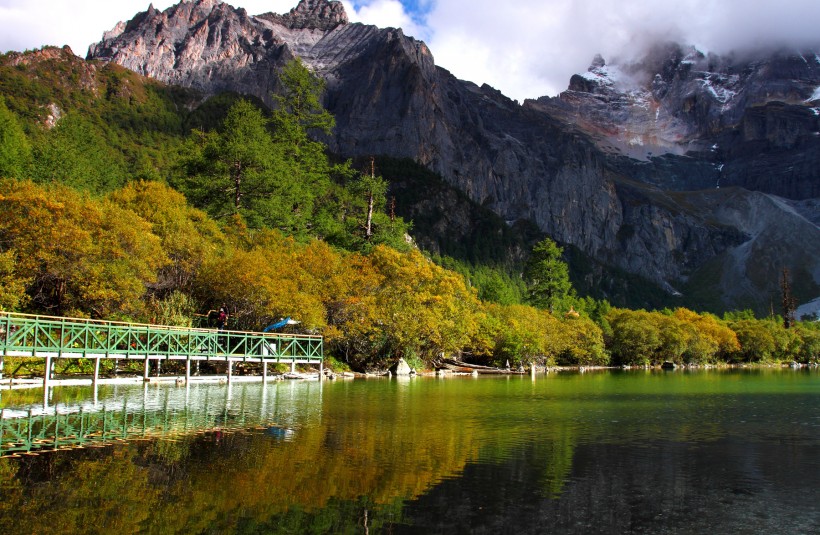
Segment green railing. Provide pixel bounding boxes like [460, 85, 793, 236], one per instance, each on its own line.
[0, 311, 323, 369]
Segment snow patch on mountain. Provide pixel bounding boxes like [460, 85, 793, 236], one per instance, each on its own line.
[796, 296, 820, 320]
[580, 64, 623, 86]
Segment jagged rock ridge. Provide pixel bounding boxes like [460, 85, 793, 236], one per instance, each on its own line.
[86, 0, 820, 312]
[256, 0, 348, 31]
[531, 43, 820, 198]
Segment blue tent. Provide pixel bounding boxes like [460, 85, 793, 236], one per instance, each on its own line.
[263, 317, 296, 332]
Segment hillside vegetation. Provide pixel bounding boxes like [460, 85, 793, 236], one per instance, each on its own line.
[1, 48, 818, 370]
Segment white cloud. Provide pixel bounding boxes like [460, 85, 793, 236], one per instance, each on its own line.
[423, 0, 820, 100]
[343, 0, 427, 39]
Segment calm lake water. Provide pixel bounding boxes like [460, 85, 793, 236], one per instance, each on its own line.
[1, 368, 819, 534]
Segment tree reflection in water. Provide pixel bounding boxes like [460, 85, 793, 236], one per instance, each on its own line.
[0, 370, 818, 533]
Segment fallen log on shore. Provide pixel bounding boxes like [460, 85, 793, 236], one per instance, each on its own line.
[439, 358, 527, 375]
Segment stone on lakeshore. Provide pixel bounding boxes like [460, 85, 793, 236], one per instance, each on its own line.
[391, 358, 412, 376]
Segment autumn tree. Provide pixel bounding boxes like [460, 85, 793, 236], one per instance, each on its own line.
[558, 314, 609, 366]
[0, 178, 166, 318]
[725, 318, 778, 362]
[0, 249, 29, 310]
[792, 323, 820, 364]
[672, 308, 739, 363]
[606, 309, 662, 366]
[109, 180, 226, 293]
[193, 230, 326, 331]
[297, 241, 385, 366]
[368, 246, 482, 365]
[486, 303, 565, 367]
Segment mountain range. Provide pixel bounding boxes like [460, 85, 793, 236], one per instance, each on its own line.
[85, 0, 820, 315]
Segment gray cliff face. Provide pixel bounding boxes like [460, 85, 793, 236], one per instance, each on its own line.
[87, 0, 820, 311]
[86, 0, 623, 267]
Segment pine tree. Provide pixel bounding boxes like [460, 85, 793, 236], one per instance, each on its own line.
[179, 99, 278, 226]
[523, 238, 573, 313]
[0, 96, 30, 179]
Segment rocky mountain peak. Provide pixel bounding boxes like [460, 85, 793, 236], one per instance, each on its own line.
[257, 0, 348, 31]
[83, 6, 820, 313]
[589, 53, 606, 70]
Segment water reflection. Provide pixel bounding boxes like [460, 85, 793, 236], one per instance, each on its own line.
[0, 370, 818, 533]
[0, 381, 323, 456]
[399, 436, 820, 534]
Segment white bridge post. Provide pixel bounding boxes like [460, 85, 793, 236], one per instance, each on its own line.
[43, 354, 52, 389]
[93, 356, 101, 386]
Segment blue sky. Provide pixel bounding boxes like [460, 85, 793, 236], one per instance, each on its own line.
[363, 0, 432, 26]
[2, 0, 820, 100]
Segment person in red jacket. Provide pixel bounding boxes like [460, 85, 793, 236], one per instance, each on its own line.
[216, 307, 229, 331]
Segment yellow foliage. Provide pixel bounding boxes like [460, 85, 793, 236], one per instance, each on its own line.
[195, 238, 325, 330]
[486, 303, 567, 365]
[673, 308, 739, 362]
[0, 178, 775, 370]
[0, 178, 166, 317]
[0, 249, 29, 310]
[369, 246, 482, 360]
[109, 180, 224, 291]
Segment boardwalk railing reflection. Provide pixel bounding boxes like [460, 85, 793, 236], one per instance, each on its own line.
[0, 381, 323, 457]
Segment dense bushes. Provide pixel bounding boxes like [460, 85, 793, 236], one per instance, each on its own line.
[0, 178, 607, 369]
[0, 178, 165, 318]
[607, 307, 818, 366]
[1, 177, 817, 369]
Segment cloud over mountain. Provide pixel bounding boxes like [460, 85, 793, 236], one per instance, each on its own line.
[424, 0, 820, 100]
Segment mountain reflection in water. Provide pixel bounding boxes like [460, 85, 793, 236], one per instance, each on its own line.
[0, 369, 818, 534]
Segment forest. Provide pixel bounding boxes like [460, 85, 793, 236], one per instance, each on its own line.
[1, 48, 818, 371]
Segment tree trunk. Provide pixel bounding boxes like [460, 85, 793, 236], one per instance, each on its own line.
[233, 160, 243, 211]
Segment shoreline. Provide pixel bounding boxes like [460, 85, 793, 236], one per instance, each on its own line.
[2, 361, 816, 391]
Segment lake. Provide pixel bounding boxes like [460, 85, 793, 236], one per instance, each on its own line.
[1, 368, 819, 534]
